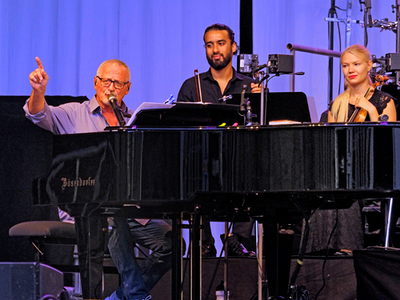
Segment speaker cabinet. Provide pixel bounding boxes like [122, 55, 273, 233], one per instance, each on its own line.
[0, 262, 64, 300]
[354, 249, 400, 300]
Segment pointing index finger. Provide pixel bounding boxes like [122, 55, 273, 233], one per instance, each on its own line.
[35, 57, 44, 70]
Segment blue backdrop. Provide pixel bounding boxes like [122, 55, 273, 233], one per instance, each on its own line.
[0, 0, 396, 121]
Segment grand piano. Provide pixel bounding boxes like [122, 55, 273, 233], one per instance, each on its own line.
[34, 122, 400, 299]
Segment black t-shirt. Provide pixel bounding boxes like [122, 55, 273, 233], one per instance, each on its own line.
[177, 68, 255, 103]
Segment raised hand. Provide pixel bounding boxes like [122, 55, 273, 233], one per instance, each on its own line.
[28, 57, 48, 114]
[29, 57, 48, 94]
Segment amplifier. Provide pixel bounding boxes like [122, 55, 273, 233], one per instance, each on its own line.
[268, 54, 294, 74]
[0, 262, 64, 300]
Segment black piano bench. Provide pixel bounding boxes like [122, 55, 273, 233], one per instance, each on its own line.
[8, 220, 81, 276]
[9, 221, 76, 258]
[9, 220, 76, 239]
[8, 221, 82, 296]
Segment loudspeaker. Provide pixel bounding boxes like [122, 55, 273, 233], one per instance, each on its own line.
[385, 53, 400, 71]
[354, 249, 400, 300]
[267, 54, 294, 74]
[0, 262, 64, 300]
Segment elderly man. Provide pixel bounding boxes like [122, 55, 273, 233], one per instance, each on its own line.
[25, 57, 171, 300]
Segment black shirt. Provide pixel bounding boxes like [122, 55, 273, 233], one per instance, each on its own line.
[177, 68, 255, 103]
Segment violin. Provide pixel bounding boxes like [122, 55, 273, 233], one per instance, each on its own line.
[348, 74, 388, 122]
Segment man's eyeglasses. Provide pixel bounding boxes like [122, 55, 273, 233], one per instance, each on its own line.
[96, 76, 130, 89]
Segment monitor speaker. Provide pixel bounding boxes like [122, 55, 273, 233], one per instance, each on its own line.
[0, 262, 64, 300]
[267, 54, 294, 74]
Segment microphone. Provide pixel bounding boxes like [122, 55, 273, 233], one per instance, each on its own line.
[108, 93, 117, 104]
[218, 94, 233, 102]
[108, 93, 126, 126]
[252, 64, 268, 73]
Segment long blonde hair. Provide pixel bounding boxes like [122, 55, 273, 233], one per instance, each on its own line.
[330, 44, 372, 122]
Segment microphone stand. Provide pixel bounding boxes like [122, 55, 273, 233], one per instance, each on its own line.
[258, 71, 275, 126]
[240, 84, 247, 113]
[258, 71, 267, 126]
[240, 84, 255, 126]
[253, 67, 305, 300]
[109, 97, 126, 127]
[252, 68, 268, 300]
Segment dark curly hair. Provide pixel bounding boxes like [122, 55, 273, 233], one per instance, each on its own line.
[203, 23, 238, 54]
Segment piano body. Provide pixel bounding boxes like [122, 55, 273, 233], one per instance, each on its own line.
[35, 123, 400, 299]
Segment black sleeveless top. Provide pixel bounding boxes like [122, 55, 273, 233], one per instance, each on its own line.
[346, 89, 396, 121]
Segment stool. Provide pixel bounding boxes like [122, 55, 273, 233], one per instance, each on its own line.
[9, 221, 81, 296]
[9, 220, 143, 298]
[9, 221, 76, 252]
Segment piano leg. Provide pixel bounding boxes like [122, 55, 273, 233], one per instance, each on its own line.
[75, 215, 107, 300]
[189, 213, 202, 299]
[192, 214, 201, 299]
[171, 214, 183, 299]
[263, 222, 294, 299]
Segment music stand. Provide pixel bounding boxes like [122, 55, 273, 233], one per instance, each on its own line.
[226, 92, 311, 125]
[130, 102, 248, 126]
[265, 92, 311, 124]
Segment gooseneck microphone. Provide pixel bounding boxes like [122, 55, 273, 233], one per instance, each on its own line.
[108, 94, 126, 127]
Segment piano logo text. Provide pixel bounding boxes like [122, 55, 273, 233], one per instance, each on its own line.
[61, 177, 96, 190]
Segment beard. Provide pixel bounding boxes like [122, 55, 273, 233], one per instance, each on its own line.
[207, 53, 232, 70]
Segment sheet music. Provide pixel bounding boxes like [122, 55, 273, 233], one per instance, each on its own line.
[127, 102, 175, 126]
[269, 119, 302, 125]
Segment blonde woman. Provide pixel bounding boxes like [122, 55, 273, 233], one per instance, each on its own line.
[328, 44, 397, 122]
